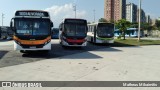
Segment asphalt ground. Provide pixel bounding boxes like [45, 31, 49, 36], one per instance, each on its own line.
[0, 39, 119, 68]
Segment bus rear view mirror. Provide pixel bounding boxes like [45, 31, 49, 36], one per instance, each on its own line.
[60, 28, 62, 31]
[51, 22, 53, 27]
[10, 18, 16, 31]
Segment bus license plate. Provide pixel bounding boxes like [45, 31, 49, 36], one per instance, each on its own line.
[103, 41, 108, 43]
[30, 46, 36, 49]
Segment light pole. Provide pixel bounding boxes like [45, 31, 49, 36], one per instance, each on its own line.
[93, 9, 95, 22]
[2, 13, 5, 26]
[138, 0, 142, 41]
[73, 4, 77, 18]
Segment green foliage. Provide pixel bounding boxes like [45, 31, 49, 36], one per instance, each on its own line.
[141, 23, 150, 30]
[155, 20, 160, 28]
[116, 19, 131, 40]
[114, 39, 160, 46]
[130, 22, 153, 31]
[110, 19, 115, 23]
[99, 18, 108, 23]
[131, 22, 138, 28]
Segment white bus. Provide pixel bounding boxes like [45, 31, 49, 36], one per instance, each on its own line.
[10, 10, 53, 53]
[59, 18, 88, 47]
[87, 22, 114, 44]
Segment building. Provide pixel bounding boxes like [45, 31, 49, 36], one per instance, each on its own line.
[137, 9, 146, 23]
[146, 15, 151, 24]
[104, 0, 126, 22]
[151, 19, 156, 26]
[126, 3, 137, 23]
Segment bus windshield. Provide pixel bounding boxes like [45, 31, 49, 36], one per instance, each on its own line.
[64, 24, 87, 37]
[15, 18, 50, 36]
[97, 24, 114, 37]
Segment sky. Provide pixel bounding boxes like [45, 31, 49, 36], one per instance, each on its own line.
[0, 0, 159, 27]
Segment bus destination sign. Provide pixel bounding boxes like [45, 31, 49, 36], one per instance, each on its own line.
[65, 19, 87, 24]
[15, 11, 49, 17]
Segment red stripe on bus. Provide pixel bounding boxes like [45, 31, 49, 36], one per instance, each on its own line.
[66, 39, 85, 43]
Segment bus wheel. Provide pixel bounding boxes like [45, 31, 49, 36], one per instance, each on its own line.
[62, 45, 67, 49]
[91, 38, 93, 43]
[42, 50, 50, 53]
[60, 41, 62, 44]
[20, 50, 27, 53]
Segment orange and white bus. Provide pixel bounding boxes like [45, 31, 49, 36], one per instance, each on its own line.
[10, 10, 53, 53]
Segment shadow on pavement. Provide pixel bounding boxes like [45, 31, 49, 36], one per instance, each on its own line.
[0, 51, 8, 59]
[0, 42, 122, 68]
[0, 40, 13, 42]
[20, 43, 122, 59]
[111, 42, 136, 47]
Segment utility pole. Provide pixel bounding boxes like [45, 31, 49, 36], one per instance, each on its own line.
[138, 0, 142, 41]
[73, 4, 77, 18]
[2, 13, 5, 26]
[93, 9, 95, 23]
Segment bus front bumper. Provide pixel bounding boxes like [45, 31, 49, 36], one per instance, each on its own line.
[14, 42, 51, 51]
[96, 39, 114, 44]
[62, 41, 87, 47]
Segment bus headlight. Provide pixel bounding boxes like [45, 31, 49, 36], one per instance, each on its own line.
[84, 37, 88, 42]
[63, 36, 66, 40]
[62, 36, 67, 41]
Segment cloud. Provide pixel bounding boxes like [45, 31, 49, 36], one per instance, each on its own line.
[45, 3, 87, 27]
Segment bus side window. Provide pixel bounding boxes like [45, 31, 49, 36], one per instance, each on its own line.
[90, 26, 92, 32]
[91, 26, 93, 32]
[92, 26, 94, 33]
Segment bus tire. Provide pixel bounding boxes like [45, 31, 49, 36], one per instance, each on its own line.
[20, 50, 27, 53]
[91, 38, 93, 43]
[59, 40, 62, 44]
[42, 50, 49, 53]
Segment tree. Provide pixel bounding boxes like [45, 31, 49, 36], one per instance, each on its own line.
[99, 18, 108, 23]
[116, 19, 131, 40]
[155, 20, 160, 30]
[110, 19, 115, 23]
[131, 22, 138, 28]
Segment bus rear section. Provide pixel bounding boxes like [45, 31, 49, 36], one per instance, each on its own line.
[10, 10, 53, 52]
[88, 23, 114, 44]
[59, 18, 88, 47]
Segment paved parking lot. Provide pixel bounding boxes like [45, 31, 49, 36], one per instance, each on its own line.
[0, 40, 113, 68]
[0, 40, 160, 90]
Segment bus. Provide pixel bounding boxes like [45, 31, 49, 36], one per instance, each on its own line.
[0, 27, 1, 39]
[10, 10, 53, 53]
[87, 22, 114, 44]
[51, 28, 59, 39]
[0, 26, 9, 40]
[0, 26, 13, 40]
[114, 28, 144, 37]
[59, 18, 88, 47]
